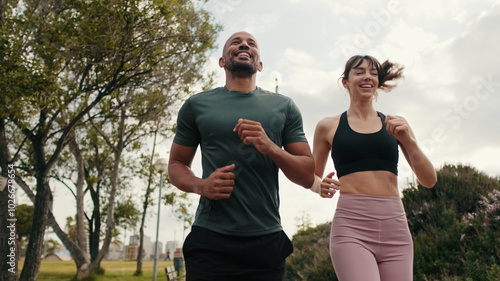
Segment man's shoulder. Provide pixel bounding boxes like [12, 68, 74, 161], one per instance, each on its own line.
[255, 87, 293, 101]
[183, 87, 225, 107]
[190, 87, 224, 99]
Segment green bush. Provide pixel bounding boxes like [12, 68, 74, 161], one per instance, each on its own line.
[285, 222, 337, 281]
[286, 164, 499, 281]
[404, 164, 500, 281]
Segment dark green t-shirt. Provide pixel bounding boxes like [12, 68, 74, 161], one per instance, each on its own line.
[173, 86, 307, 236]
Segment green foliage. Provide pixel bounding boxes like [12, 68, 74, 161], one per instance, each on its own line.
[285, 222, 338, 281]
[113, 199, 142, 230]
[45, 239, 61, 255]
[486, 263, 500, 281]
[15, 204, 35, 239]
[1, 0, 221, 278]
[65, 216, 79, 244]
[403, 164, 500, 281]
[286, 164, 499, 281]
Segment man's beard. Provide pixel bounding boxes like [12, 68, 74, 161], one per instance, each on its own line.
[225, 59, 258, 75]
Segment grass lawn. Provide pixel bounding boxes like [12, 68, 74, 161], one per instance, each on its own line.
[18, 259, 184, 281]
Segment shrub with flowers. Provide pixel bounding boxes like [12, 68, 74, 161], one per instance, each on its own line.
[403, 164, 500, 281]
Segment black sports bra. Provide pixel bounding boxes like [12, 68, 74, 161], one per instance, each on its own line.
[331, 111, 398, 178]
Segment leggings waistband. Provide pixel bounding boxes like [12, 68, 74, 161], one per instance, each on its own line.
[335, 193, 406, 220]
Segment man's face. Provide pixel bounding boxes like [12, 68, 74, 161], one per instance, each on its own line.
[220, 32, 262, 75]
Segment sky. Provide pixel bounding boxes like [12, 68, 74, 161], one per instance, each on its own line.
[183, 0, 500, 239]
[47, 0, 500, 252]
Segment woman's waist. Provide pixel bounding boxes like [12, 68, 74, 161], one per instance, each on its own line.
[335, 193, 406, 220]
[338, 170, 399, 197]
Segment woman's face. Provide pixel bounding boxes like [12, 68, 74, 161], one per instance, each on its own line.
[342, 59, 379, 99]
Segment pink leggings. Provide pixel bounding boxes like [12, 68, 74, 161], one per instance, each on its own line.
[330, 194, 413, 281]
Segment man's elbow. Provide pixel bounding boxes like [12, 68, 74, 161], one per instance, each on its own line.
[297, 164, 315, 189]
[167, 162, 183, 189]
[300, 173, 315, 189]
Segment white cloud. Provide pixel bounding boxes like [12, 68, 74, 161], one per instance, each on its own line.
[238, 12, 280, 35]
[55, 0, 497, 245]
[280, 48, 317, 66]
[450, 3, 500, 77]
[198, 1, 500, 242]
[379, 20, 438, 63]
[41, 0, 500, 254]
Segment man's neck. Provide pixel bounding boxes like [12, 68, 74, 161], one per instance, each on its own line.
[224, 71, 257, 93]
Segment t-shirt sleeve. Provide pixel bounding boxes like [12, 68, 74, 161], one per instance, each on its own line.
[173, 98, 201, 147]
[282, 98, 308, 145]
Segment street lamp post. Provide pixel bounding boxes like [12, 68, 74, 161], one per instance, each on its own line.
[153, 158, 168, 281]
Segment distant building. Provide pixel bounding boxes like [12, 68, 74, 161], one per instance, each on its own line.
[151, 241, 164, 259]
[125, 244, 139, 261]
[165, 240, 180, 261]
[127, 234, 153, 260]
[129, 234, 139, 245]
[166, 241, 179, 254]
[105, 242, 124, 261]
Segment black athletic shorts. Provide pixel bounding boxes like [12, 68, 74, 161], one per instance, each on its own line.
[182, 226, 293, 281]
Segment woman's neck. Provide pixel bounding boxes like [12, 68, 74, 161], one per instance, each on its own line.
[347, 101, 377, 120]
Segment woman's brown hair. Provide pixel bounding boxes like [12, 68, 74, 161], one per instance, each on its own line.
[341, 55, 404, 93]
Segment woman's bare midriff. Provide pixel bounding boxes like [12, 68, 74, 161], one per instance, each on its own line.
[338, 170, 400, 197]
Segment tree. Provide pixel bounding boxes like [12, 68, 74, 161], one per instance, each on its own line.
[295, 210, 313, 232]
[114, 198, 142, 236]
[402, 164, 500, 281]
[134, 132, 160, 275]
[16, 204, 35, 252]
[285, 222, 337, 281]
[0, 0, 41, 278]
[285, 164, 500, 281]
[64, 216, 78, 244]
[132, 129, 194, 274]
[0, 0, 220, 280]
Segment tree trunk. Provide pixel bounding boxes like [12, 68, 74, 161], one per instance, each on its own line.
[136, 130, 158, 274]
[65, 133, 93, 279]
[68, 134, 89, 257]
[48, 211, 91, 278]
[18, 126, 51, 281]
[87, 149, 121, 275]
[137, 216, 146, 270]
[0, 119, 17, 281]
[87, 105, 126, 276]
[18, 123, 92, 280]
[88, 186, 101, 263]
[15, 172, 92, 279]
[19, 176, 50, 281]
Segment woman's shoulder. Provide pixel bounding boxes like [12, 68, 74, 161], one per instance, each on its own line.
[317, 114, 342, 129]
[315, 115, 342, 143]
